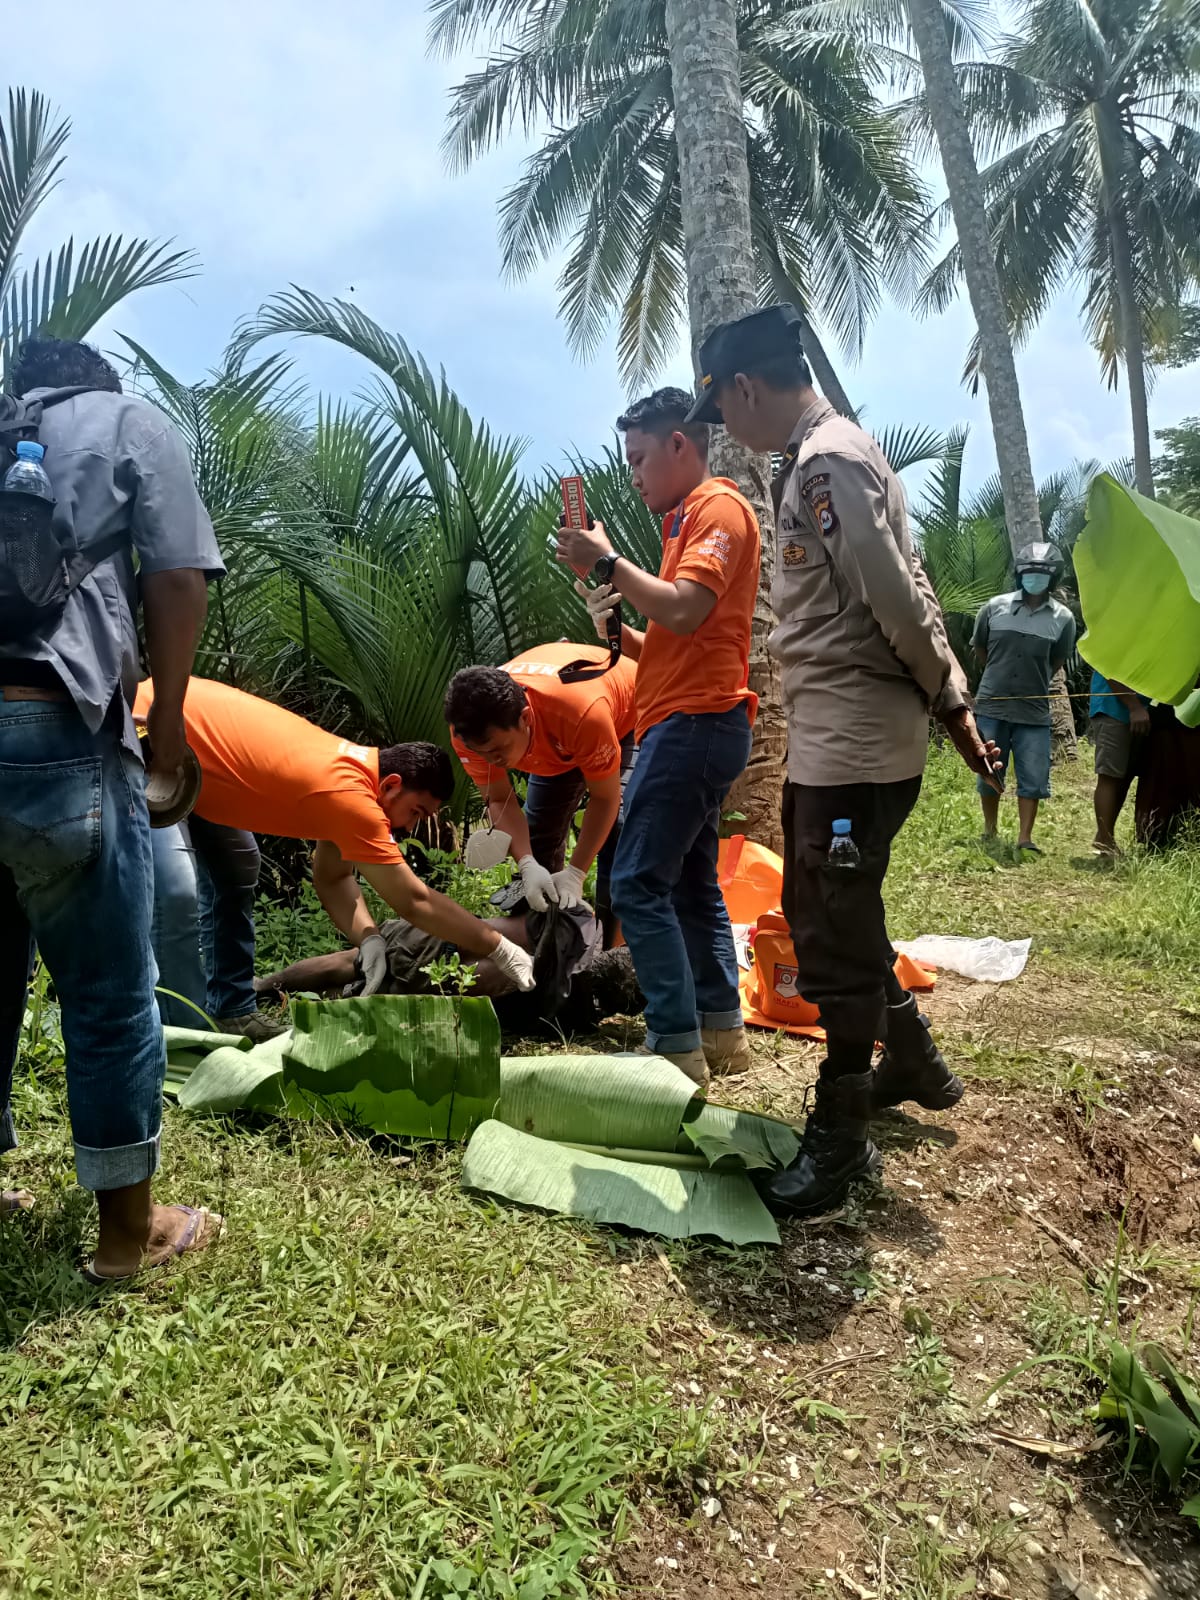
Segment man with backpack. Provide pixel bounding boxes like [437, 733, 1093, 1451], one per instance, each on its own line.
[0, 338, 225, 1281]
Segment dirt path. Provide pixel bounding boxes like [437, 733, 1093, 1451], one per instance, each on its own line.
[605, 980, 1200, 1598]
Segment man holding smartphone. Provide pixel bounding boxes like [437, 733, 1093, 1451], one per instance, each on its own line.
[556, 388, 760, 1090]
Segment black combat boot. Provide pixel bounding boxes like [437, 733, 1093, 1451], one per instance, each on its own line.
[871, 993, 963, 1112]
[763, 1070, 881, 1218]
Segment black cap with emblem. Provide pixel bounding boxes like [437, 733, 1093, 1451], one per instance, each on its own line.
[684, 304, 805, 424]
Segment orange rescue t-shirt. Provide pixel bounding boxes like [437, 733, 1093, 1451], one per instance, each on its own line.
[633, 476, 760, 741]
[134, 677, 402, 866]
[453, 642, 638, 786]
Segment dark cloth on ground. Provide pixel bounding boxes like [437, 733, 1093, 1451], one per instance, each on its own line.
[781, 777, 922, 1054]
[344, 905, 640, 1035]
[1135, 709, 1200, 848]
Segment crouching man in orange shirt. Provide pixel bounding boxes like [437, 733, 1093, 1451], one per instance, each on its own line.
[444, 641, 638, 943]
[135, 677, 535, 1009]
[556, 389, 760, 1091]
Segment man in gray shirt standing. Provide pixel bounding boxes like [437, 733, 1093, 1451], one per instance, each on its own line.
[972, 543, 1076, 854]
[0, 338, 225, 1282]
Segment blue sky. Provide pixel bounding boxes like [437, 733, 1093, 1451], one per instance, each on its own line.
[12, 0, 1200, 495]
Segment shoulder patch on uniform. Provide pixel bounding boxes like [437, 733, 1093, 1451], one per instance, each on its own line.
[802, 472, 839, 537]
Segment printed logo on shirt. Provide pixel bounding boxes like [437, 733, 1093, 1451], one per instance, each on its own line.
[781, 540, 808, 568]
[696, 528, 732, 566]
[802, 472, 839, 537]
[509, 661, 562, 678]
[591, 742, 618, 768]
[336, 740, 372, 763]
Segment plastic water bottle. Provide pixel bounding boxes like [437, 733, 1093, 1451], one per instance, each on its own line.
[4, 441, 53, 498]
[827, 818, 860, 868]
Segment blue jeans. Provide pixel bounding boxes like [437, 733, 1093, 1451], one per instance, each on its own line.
[0, 699, 163, 1191]
[611, 707, 752, 1053]
[150, 817, 260, 1025]
[975, 716, 1052, 800]
[525, 735, 637, 935]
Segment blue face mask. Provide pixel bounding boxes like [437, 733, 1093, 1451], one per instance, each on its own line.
[1021, 571, 1051, 596]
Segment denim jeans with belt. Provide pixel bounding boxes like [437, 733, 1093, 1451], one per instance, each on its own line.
[150, 816, 260, 1026]
[610, 706, 752, 1053]
[524, 734, 637, 931]
[0, 699, 163, 1191]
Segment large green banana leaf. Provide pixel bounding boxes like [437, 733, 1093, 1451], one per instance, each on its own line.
[1076, 476, 1200, 722]
[162, 1002, 796, 1245]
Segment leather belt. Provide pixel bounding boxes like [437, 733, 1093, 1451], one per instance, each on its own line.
[1, 685, 70, 703]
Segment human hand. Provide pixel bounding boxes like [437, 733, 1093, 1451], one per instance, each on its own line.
[556, 516, 610, 575]
[1130, 702, 1151, 737]
[518, 853, 559, 912]
[943, 706, 1003, 792]
[550, 864, 586, 909]
[490, 935, 536, 992]
[145, 698, 187, 782]
[573, 578, 619, 642]
[358, 932, 390, 996]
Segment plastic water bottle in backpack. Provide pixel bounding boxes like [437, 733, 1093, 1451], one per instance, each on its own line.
[4, 440, 53, 499]
[827, 818, 860, 868]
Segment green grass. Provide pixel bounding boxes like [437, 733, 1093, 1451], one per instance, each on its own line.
[1, 1100, 710, 1598]
[886, 743, 1200, 1015]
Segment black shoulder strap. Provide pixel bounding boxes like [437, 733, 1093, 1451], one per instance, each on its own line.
[62, 530, 130, 595]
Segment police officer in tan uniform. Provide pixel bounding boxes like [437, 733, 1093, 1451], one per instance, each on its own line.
[687, 305, 1001, 1215]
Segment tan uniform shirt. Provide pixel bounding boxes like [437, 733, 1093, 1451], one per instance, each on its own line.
[769, 398, 968, 785]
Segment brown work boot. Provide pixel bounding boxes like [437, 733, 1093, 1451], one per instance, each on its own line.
[636, 1044, 710, 1093]
[218, 1012, 288, 1044]
[701, 1025, 753, 1076]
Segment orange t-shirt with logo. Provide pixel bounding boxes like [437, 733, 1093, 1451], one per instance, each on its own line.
[634, 476, 760, 741]
[134, 677, 402, 866]
[452, 642, 638, 786]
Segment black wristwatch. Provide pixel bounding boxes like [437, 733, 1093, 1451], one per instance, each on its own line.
[593, 551, 620, 583]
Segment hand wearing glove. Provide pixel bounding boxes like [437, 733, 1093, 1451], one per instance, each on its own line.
[358, 932, 390, 997]
[518, 853, 559, 912]
[550, 864, 586, 909]
[489, 935, 536, 992]
[573, 578, 619, 644]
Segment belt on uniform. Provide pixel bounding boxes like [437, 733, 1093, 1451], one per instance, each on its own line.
[1, 685, 70, 703]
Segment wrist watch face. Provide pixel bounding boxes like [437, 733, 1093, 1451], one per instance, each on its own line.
[594, 553, 617, 581]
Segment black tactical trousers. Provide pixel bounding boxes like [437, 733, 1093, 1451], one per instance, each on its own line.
[781, 777, 923, 1059]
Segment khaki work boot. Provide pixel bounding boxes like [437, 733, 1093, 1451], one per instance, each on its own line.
[636, 1044, 710, 1093]
[701, 1025, 753, 1076]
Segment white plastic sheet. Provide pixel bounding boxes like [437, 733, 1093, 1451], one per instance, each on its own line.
[893, 935, 1031, 984]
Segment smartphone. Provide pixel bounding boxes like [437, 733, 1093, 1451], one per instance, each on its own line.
[559, 475, 591, 578]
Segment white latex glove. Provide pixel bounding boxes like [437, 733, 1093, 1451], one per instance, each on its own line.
[358, 932, 390, 997]
[489, 935, 536, 992]
[550, 864, 586, 909]
[518, 853, 559, 912]
[573, 578, 619, 643]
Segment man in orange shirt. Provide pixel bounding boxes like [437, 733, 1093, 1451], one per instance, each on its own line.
[135, 677, 536, 1013]
[556, 388, 760, 1089]
[444, 642, 637, 940]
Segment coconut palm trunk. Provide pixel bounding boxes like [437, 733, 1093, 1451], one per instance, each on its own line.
[1095, 101, 1155, 498]
[905, 0, 1043, 556]
[664, 0, 786, 850]
[765, 257, 855, 417]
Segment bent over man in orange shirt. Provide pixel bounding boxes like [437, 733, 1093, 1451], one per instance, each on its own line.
[444, 642, 637, 940]
[556, 388, 760, 1090]
[134, 677, 535, 1003]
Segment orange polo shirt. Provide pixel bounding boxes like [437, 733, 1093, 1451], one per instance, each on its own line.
[453, 642, 638, 786]
[634, 476, 760, 741]
[134, 677, 402, 866]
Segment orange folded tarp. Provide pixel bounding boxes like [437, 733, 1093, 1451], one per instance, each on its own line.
[717, 835, 935, 1040]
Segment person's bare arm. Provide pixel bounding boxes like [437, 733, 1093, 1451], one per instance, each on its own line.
[1112, 680, 1151, 734]
[141, 570, 208, 775]
[312, 840, 503, 959]
[256, 948, 358, 994]
[560, 520, 716, 635]
[571, 773, 621, 872]
[479, 775, 533, 862]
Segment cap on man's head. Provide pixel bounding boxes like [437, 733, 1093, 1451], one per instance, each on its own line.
[684, 304, 805, 423]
